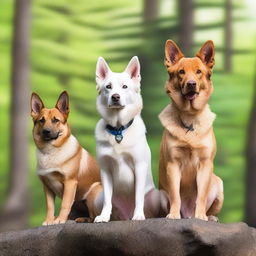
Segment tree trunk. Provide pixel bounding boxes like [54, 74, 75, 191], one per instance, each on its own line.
[0, 0, 31, 232]
[245, 68, 256, 227]
[141, 0, 160, 131]
[178, 0, 194, 56]
[143, 0, 160, 25]
[224, 0, 232, 72]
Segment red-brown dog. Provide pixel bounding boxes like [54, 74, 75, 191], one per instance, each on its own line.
[31, 91, 102, 225]
[159, 40, 224, 221]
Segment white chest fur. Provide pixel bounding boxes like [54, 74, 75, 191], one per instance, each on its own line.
[38, 168, 64, 197]
[96, 116, 154, 196]
[37, 135, 79, 171]
[36, 135, 79, 197]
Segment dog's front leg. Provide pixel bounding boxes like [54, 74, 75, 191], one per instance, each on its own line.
[166, 162, 181, 219]
[42, 185, 55, 225]
[54, 179, 78, 224]
[195, 160, 212, 221]
[94, 169, 113, 223]
[132, 162, 148, 220]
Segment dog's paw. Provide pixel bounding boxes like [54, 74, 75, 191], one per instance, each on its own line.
[94, 214, 110, 223]
[75, 217, 93, 223]
[42, 218, 55, 226]
[166, 213, 181, 219]
[195, 214, 208, 221]
[132, 213, 145, 221]
[208, 215, 219, 222]
[52, 216, 67, 225]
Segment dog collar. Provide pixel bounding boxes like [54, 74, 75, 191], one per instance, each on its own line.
[106, 119, 134, 143]
[181, 120, 194, 133]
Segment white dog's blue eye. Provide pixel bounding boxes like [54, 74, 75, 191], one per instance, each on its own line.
[122, 85, 128, 89]
[106, 84, 112, 89]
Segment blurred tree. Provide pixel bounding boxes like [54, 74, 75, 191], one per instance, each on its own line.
[141, 0, 161, 133]
[245, 66, 256, 227]
[143, 0, 160, 25]
[178, 0, 194, 56]
[224, 0, 232, 72]
[55, 7, 71, 89]
[0, 0, 31, 232]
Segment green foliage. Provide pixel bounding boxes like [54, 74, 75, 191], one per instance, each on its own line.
[0, 0, 255, 226]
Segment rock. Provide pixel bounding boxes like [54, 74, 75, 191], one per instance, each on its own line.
[0, 219, 255, 256]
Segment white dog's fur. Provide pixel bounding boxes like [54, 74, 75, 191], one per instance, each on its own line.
[94, 56, 160, 222]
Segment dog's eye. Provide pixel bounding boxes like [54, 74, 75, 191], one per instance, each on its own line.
[39, 117, 45, 123]
[122, 85, 128, 89]
[196, 69, 202, 74]
[106, 84, 112, 89]
[52, 117, 59, 123]
[179, 69, 185, 75]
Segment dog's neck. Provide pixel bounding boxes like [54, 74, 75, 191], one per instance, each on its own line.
[180, 119, 195, 133]
[106, 119, 134, 143]
[104, 113, 138, 128]
[178, 107, 205, 132]
[97, 101, 142, 127]
[37, 133, 74, 155]
[159, 103, 216, 136]
[36, 135, 80, 169]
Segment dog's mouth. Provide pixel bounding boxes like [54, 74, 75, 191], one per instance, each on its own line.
[42, 132, 61, 142]
[109, 103, 124, 109]
[183, 91, 199, 101]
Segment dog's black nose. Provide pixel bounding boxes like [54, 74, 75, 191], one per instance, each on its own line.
[42, 129, 51, 135]
[187, 80, 197, 90]
[112, 94, 120, 102]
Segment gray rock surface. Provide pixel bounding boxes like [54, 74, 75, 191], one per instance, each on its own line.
[0, 218, 255, 256]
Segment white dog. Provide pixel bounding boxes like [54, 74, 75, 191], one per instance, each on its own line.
[94, 56, 160, 222]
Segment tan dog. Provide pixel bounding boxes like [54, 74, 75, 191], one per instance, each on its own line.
[159, 40, 224, 221]
[31, 91, 102, 225]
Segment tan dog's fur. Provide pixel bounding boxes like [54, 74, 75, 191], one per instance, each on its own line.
[159, 40, 224, 221]
[31, 91, 102, 225]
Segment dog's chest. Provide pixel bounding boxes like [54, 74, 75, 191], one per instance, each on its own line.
[169, 135, 214, 191]
[38, 153, 61, 169]
[36, 136, 79, 197]
[38, 168, 64, 198]
[171, 129, 213, 160]
[37, 135, 79, 168]
[110, 152, 135, 195]
[37, 154, 65, 198]
[112, 158, 135, 194]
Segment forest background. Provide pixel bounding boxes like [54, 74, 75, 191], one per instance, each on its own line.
[0, 0, 256, 231]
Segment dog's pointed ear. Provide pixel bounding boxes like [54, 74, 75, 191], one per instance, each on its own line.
[125, 56, 141, 81]
[96, 57, 110, 83]
[31, 93, 44, 118]
[165, 40, 184, 67]
[196, 40, 215, 69]
[55, 91, 69, 117]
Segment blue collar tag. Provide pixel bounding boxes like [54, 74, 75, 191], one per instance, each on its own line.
[106, 119, 134, 143]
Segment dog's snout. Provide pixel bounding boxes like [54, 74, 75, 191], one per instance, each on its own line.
[42, 129, 51, 135]
[111, 94, 120, 102]
[187, 80, 197, 90]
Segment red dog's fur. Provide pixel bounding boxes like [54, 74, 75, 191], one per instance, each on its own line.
[159, 40, 224, 221]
